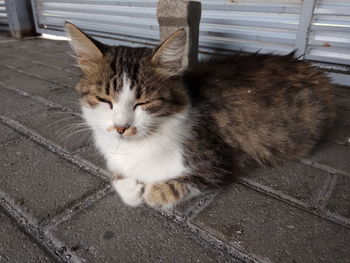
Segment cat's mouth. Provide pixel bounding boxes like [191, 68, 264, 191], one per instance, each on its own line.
[107, 126, 138, 138]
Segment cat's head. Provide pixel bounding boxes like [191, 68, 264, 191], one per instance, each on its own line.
[65, 23, 189, 140]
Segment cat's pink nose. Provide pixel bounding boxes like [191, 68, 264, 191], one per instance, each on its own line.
[115, 125, 130, 135]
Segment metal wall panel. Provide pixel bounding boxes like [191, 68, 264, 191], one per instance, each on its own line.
[32, 0, 302, 55]
[32, 0, 159, 47]
[199, 0, 302, 55]
[0, 0, 9, 30]
[305, 0, 350, 65]
[31, 0, 350, 68]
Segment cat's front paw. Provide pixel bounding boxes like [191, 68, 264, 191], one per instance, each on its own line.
[113, 178, 144, 207]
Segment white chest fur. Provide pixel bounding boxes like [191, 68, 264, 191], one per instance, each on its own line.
[93, 118, 188, 184]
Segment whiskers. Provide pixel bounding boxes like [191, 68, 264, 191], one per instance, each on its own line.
[44, 111, 102, 145]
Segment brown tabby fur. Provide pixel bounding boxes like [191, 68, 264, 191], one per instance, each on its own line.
[67, 24, 334, 208]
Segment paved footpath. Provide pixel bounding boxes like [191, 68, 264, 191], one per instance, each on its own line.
[0, 32, 349, 263]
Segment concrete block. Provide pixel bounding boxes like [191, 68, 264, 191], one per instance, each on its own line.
[0, 139, 104, 222]
[4, 47, 75, 70]
[191, 184, 350, 263]
[243, 161, 331, 206]
[326, 175, 350, 219]
[0, 123, 21, 145]
[22, 64, 80, 88]
[0, 65, 80, 111]
[0, 88, 47, 118]
[306, 142, 350, 175]
[0, 55, 35, 69]
[0, 65, 60, 94]
[15, 107, 91, 152]
[44, 86, 81, 112]
[0, 210, 55, 263]
[51, 192, 239, 263]
[157, 0, 201, 68]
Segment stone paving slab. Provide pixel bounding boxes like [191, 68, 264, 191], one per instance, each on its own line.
[243, 161, 331, 207]
[15, 107, 91, 153]
[0, 208, 55, 263]
[0, 138, 105, 223]
[1, 48, 77, 74]
[22, 64, 80, 88]
[0, 122, 21, 145]
[52, 192, 239, 263]
[0, 88, 48, 118]
[0, 55, 35, 69]
[190, 183, 350, 263]
[0, 65, 80, 111]
[326, 175, 350, 219]
[0, 64, 60, 93]
[305, 142, 350, 175]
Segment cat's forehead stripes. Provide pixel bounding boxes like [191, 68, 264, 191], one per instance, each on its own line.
[108, 46, 151, 92]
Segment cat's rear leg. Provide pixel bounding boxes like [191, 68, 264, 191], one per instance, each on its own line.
[144, 178, 198, 209]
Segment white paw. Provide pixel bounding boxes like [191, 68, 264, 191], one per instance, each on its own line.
[113, 178, 144, 207]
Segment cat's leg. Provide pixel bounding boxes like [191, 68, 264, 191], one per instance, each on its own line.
[143, 177, 199, 209]
[112, 175, 144, 207]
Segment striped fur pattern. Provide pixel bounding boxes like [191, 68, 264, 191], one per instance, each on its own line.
[65, 23, 334, 209]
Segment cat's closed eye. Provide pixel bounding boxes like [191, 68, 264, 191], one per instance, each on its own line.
[134, 99, 164, 112]
[96, 96, 113, 109]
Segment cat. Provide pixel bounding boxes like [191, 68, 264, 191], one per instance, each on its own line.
[65, 22, 334, 209]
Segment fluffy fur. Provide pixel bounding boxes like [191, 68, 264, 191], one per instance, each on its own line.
[65, 23, 334, 209]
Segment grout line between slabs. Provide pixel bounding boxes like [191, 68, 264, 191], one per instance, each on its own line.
[0, 190, 84, 263]
[0, 51, 80, 76]
[237, 178, 350, 229]
[0, 63, 75, 89]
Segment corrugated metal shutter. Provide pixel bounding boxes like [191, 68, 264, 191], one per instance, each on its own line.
[199, 0, 302, 55]
[31, 0, 350, 67]
[31, 0, 160, 47]
[304, 0, 350, 66]
[32, 0, 302, 55]
[0, 0, 9, 30]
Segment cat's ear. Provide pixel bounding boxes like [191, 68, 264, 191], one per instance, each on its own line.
[151, 29, 186, 76]
[64, 22, 104, 70]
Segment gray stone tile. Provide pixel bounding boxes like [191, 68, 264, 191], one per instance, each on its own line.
[3, 48, 75, 70]
[15, 107, 92, 152]
[0, 209, 55, 263]
[1, 38, 70, 53]
[0, 65, 60, 93]
[45, 86, 81, 112]
[0, 65, 80, 111]
[326, 175, 350, 219]
[0, 88, 47, 118]
[22, 64, 79, 88]
[0, 139, 104, 222]
[0, 123, 21, 145]
[243, 161, 330, 206]
[306, 142, 350, 175]
[191, 184, 350, 263]
[52, 192, 239, 263]
[22, 39, 71, 52]
[0, 55, 35, 69]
